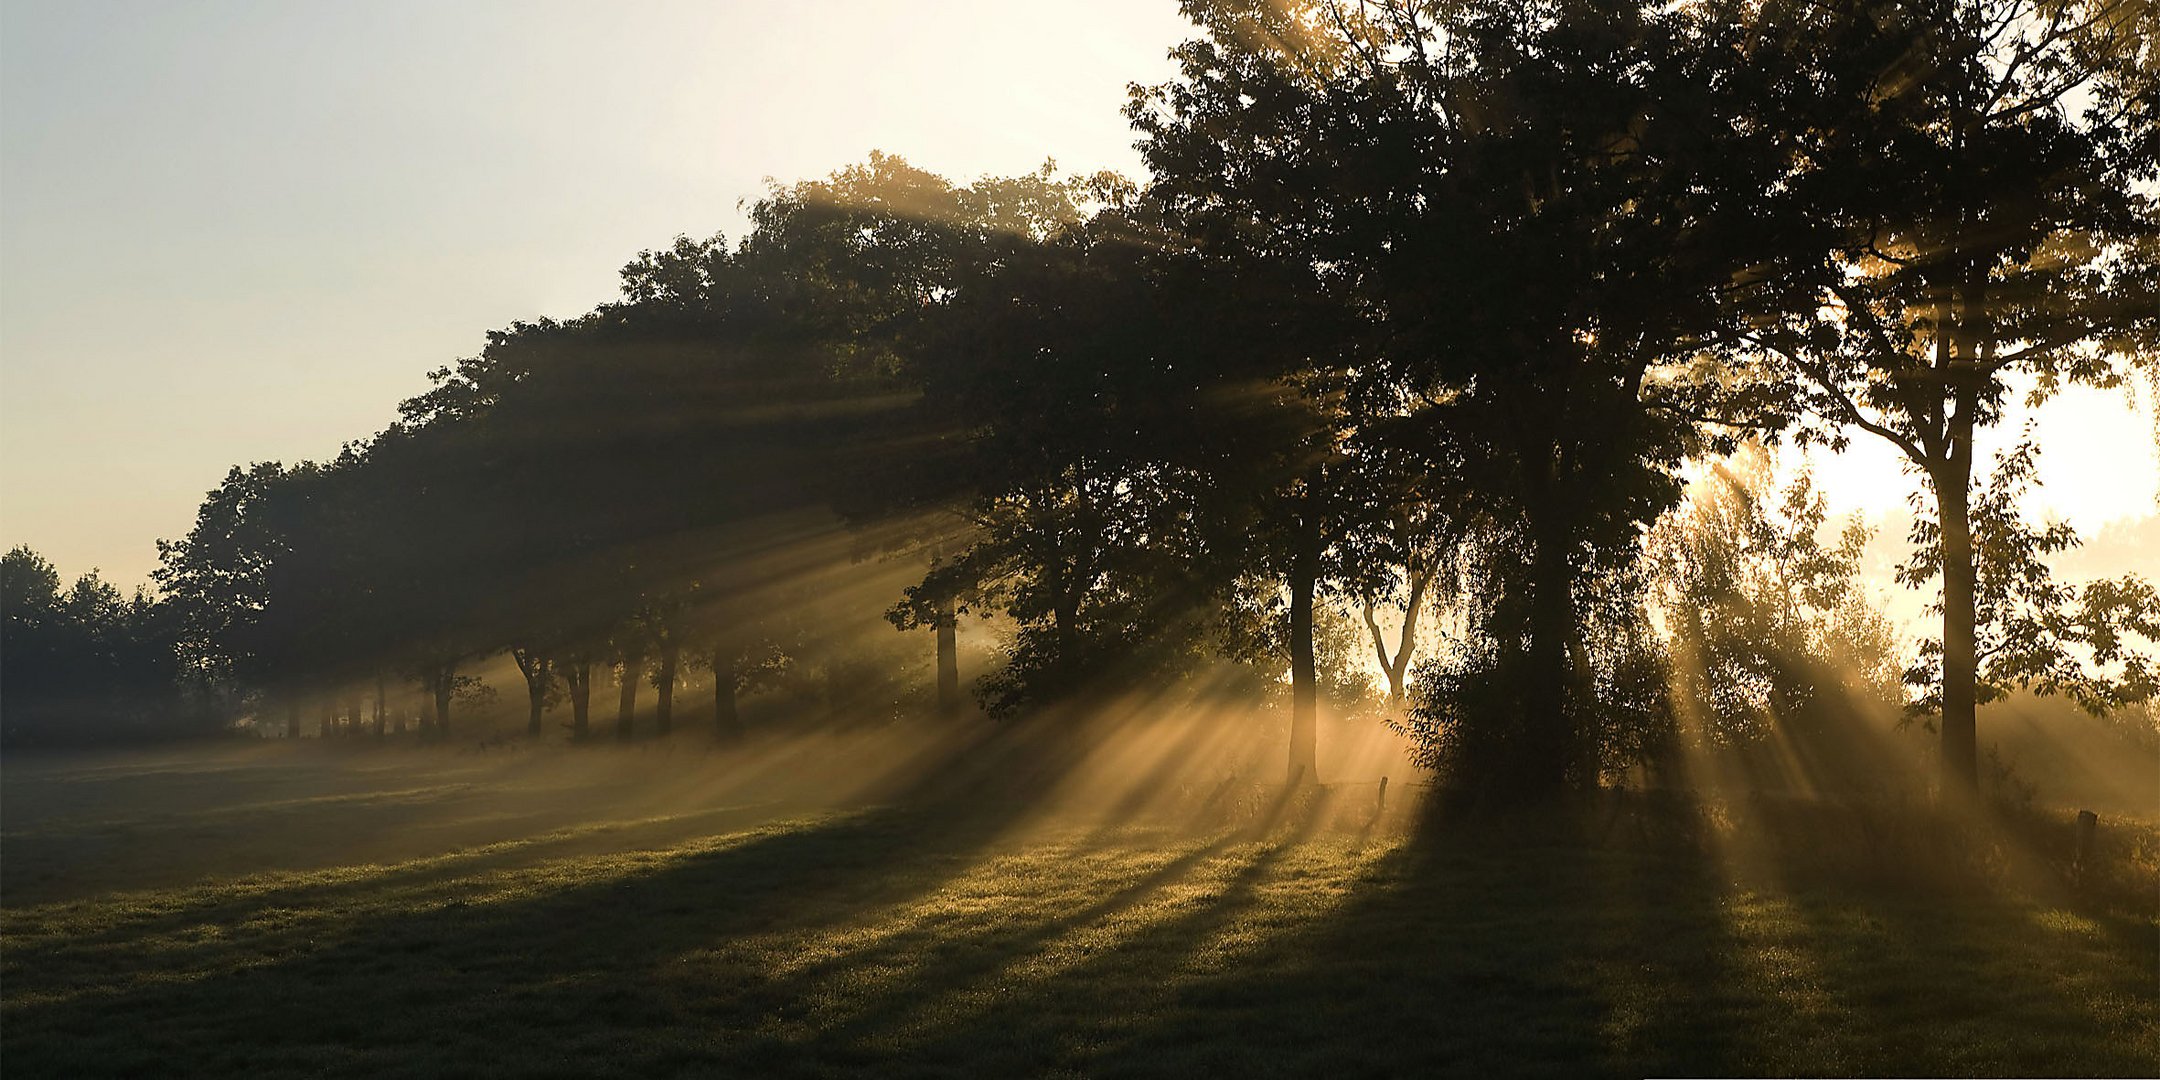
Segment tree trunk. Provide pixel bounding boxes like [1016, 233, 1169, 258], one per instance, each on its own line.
[1936, 452, 1979, 793]
[615, 657, 639, 741]
[1937, 275, 1986, 796]
[1053, 599, 1077, 673]
[566, 658, 591, 740]
[1393, 567, 1428, 702]
[373, 673, 387, 738]
[1365, 602, 1394, 698]
[514, 650, 549, 736]
[432, 663, 453, 738]
[1523, 514, 1578, 795]
[713, 647, 741, 742]
[526, 683, 545, 736]
[284, 698, 299, 739]
[1362, 566, 1429, 707]
[654, 642, 678, 736]
[1287, 532, 1319, 787]
[935, 593, 959, 717]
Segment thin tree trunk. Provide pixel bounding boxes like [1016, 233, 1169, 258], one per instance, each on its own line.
[1053, 600, 1077, 673]
[1362, 566, 1430, 706]
[566, 658, 591, 740]
[1393, 566, 1428, 701]
[373, 672, 387, 738]
[432, 663, 453, 738]
[935, 593, 959, 717]
[654, 642, 677, 736]
[713, 646, 741, 743]
[285, 697, 299, 739]
[1288, 531, 1319, 787]
[514, 649, 549, 736]
[616, 657, 639, 741]
[526, 682, 545, 736]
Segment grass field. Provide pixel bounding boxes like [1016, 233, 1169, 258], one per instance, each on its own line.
[3, 738, 2156, 1078]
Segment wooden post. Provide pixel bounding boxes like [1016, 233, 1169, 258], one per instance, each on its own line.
[2074, 810, 2098, 885]
[1376, 775, 1389, 817]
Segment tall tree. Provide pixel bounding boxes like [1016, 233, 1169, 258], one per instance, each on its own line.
[1134, 0, 1791, 792]
[1740, 0, 2160, 789]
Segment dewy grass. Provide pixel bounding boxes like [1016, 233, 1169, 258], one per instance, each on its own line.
[3, 750, 2156, 1078]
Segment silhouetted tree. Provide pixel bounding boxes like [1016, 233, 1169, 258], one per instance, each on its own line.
[2, 546, 197, 744]
[1134, 0, 1793, 793]
[1737, 0, 2160, 789]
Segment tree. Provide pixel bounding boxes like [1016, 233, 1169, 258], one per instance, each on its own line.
[1897, 436, 2160, 725]
[1134, 0, 1793, 793]
[1740, 0, 2160, 789]
[4, 546, 197, 745]
[747, 155, 1120, 720]
[511, 647, 557, 736]
[1647, 447, 1907, 790]
[155, 461, 334, 734]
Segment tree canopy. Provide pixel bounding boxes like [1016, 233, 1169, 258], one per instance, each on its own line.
[10, 0, 2154, 809]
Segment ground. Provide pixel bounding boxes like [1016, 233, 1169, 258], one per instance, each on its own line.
[2, 739, 2155, 1078]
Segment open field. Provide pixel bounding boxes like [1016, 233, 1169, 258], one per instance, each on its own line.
[4, 739, 2157, 1078]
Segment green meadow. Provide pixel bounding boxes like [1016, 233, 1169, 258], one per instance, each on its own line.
[3, 741, 2154, 1078]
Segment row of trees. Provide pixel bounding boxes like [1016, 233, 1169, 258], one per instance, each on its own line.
[21, 0, 2158, 797]
[1, 547, 211, 744]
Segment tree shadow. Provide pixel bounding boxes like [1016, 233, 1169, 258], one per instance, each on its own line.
[7, 782, 2156, 1077]
[1723, 795, 2160, 1075]
[1011, 796, 1755, 1078]
[2, 794, 1050, 1077]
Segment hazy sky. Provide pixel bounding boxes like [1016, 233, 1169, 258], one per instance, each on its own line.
[1, 0, 1192, 585]
[2, 0, 2153, 590]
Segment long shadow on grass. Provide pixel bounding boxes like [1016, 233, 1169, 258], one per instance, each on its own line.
[0, 791, 1052, 1079]
[0, 751, 641, 907]
[0, 801, 796, 960]
[1125, 797, 1752, 1078]
[775, 789, 1328, 1073]
[819, 795, 1759, 1078]
[1734, 803, 2160, 1076]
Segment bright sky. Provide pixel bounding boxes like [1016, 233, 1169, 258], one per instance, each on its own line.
[0, 0, 1193, 586]
[2, 0, 2154, 593]
[1803, 381, 2160, 532]
[1800, 383, 2160, 637]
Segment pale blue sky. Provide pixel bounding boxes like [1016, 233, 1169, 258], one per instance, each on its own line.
[1, 0, 2152, 591]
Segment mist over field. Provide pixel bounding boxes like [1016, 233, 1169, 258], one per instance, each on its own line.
[5, 0, 2160, 1076]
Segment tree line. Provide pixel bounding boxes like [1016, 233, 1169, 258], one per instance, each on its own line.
[8, 0, 2156, 800]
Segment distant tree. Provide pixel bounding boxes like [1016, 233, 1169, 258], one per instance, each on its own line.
[2, 545, 62, 623]
[510, 647, 557, 736]
[3, 546, 196, 744]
